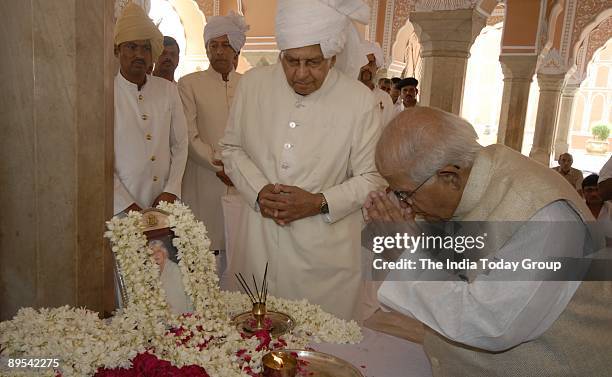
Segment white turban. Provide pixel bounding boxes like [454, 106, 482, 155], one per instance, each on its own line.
[204, 11, 250, 52]
[362, 40, 384, 68]
[275, 0, 370, 79]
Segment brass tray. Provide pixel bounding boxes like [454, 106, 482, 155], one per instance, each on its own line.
[232, 311, 295, 337]
[285, 349, 364, 377]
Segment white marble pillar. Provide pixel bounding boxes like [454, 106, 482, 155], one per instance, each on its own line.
[496, 55, 538, 151]
[410, 8, 486, 114]
[553, 83, 580, 159]
[529, 73, 565, 165]
[0, 0, 115, 320]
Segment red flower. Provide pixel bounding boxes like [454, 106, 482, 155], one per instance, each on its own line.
[94, 352, 209, 377]
[236, 349, 247, 357]
[253, 329, 271, 351]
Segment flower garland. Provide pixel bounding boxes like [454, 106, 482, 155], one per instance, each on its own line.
[0, 202, 362, 377]
[156, 201, 222, 318]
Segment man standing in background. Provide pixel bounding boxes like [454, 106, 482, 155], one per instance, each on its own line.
[378, 78, 392, 95]
[153, 36, 180, 83]
[359, 41, 394, 127]
[178, 12, 249, 264]
[552, 152, 583, 194]
[113, 3, 188, 214]
[390, 77, 401, 105]
[393, 77, 419, 116]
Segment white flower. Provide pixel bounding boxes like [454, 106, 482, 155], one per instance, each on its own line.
[0, 202, 361, 375]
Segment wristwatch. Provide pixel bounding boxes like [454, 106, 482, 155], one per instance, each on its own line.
[320, 194, 329, 214]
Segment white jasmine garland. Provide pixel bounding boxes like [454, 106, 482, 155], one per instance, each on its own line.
[0, 202, 361, 376]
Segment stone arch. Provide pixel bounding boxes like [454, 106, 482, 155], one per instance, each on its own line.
[571, 8, 612, 73]
[542, 1, 564, 54]
[461, 22, 504, 145]
[166, 0, 208, 74]
[388, 19, 421, 79]
[570, 39, 612, 135]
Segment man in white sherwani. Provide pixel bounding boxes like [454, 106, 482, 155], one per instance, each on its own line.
[220, 0, 386, 320]
[113, 3, 188, 215]
[359, 41, 394, 127]
[178, 13, 249, 262]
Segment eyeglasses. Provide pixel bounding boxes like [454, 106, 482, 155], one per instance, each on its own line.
[393, 174, 434, 205]
[393, 166, 460, 205]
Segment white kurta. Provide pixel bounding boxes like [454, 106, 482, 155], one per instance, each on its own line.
[220, 64, 386, 319]
[114, 73, 188, 214]
[372, 87, 394, 127]
[597, 201, 612, 245]
[378, 201, 585, 352]
[392, 101, 404, 119]
[178, 68, 242, 250]
[598, 155, 612, 183]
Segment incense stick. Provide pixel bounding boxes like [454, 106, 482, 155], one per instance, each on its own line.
[263, 262, 268, 304]
[235, 273, 256, 303]
[252, 274, 261, 302]
[238, 273, 258, 303]
[235, 262, 270, 305]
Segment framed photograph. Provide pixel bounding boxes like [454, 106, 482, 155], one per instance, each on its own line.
[113, 208, 194, 316]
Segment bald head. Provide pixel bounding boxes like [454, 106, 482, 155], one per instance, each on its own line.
[558, 152, 573, 172]
[376, 107, 482, 184]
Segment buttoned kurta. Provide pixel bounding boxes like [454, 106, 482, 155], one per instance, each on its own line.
[372, 87, 394, 127]
[178, 68, 241, 250]
[220, 64, 386, 319]
[114, 73, 188, 215]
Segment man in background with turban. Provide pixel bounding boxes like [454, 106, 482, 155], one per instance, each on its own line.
[393, 77, 419, 117]
[359, 41, 394, 127]
[113, 3, 188, 214]
[178, 12, 249, 275]
[220, 0, 385, 319]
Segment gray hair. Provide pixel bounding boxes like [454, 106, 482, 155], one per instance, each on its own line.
[376, 107, 482, 184]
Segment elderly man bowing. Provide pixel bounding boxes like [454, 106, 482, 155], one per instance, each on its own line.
[178, 12, 248, 259]
[220, 0, 385, 319]
[113, 3, 188, 214]
[366, 107, 611, 376]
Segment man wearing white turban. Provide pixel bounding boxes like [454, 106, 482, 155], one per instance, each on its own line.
[113, 3, 188, 214]
[220, 0, 386, 319]
[178, 12, 249, 264]
[359, 41, 394, 127]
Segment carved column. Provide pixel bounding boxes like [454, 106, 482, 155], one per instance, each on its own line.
[553, 83, 580, 159]
[496, 55, 538, 151]
[529, 73, 565, 165]
[410, 7, 486, 114]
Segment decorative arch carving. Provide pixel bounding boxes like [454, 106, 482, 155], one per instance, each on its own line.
[389, 19, 421, 77]
[570, 3, 612, 70]
[585, 17, 612, 74]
